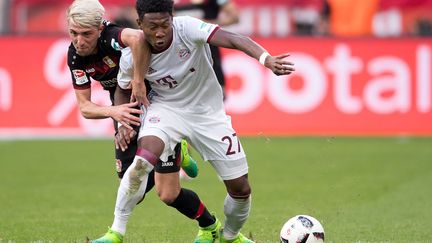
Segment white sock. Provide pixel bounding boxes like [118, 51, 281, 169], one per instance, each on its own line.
[223, 194, 251, 240]
[111, 155, 154, 235]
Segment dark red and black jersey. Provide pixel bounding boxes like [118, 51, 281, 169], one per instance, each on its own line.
[67, 20, 126, 102]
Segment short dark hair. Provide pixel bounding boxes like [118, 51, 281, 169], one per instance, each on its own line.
[135, 0, 173, 20]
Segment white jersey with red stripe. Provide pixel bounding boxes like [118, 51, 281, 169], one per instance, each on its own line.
[119, 16, 247, 176]
[118, 16, 223, 113]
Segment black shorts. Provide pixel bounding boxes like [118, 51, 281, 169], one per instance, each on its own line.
[115, 139, 137, 178]
[114, 122, 139, 178]
[115, 123, 180, 177]
[154, 154, 180, 174]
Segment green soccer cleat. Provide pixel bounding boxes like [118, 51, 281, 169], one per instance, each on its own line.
[220, 232, 255, 243]
[92, 227, 123, 243]
[194, 217, 222, 243]
[177, 139, 199, 178]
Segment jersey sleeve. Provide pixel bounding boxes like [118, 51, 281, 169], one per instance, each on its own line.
[102, 22, 127, 51]
[67, 44, 91, 90]
[182, 16, 220, 45]
[117, 48, 134, 89]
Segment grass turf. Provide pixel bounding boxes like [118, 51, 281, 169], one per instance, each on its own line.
[0, 137, 431, 242]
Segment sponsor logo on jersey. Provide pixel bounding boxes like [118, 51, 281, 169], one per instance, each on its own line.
[148, 116, 160, 123]
[111, 38, 122, 51]
[72, 69, 89, 85]
[86, 67, 95, 73]
[100, 78, 118, 88]
[103, 56, 117, 68]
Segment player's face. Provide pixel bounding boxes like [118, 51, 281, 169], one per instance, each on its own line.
[139, 12, 173, 52]
[68, 23, 101, 56]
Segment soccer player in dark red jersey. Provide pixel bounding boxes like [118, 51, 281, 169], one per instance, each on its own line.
[66, 0, 199, 235]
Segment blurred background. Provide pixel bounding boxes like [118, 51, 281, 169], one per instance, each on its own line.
[2, 0, 432, 37]
[0, 0, 432, 138]
[1, 1, 432, 242]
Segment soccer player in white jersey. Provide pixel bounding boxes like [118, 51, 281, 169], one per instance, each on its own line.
[93, 0, 294, 242]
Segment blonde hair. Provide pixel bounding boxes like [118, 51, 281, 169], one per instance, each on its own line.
[67, 0, 105, 28]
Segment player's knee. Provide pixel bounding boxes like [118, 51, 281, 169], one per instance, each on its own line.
[137, 136, 165, 160]
[225, 175, 251, 199]
[156, 180, 180, 204]
[155, 170, 181, 204]
[229, 185, 251, 199]
[157, 187, 179, 204]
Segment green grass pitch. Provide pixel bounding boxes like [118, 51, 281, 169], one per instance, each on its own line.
[0, 137, 431, 242]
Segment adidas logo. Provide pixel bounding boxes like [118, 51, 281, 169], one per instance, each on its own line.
[148, 67, 157, 74]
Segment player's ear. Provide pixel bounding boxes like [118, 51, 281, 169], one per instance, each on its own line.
[136, 19, 142, 28]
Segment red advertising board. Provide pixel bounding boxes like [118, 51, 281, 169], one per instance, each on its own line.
[223, 37, 432, 136]
[0, 37, 431, 138]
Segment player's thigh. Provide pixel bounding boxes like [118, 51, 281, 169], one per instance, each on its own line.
[139, 105, 186, 162]
[209, 157, 249, 181]
[210, 158, 251, 197]
[190, 114, 246, 162]
[137, 134, 165, 159]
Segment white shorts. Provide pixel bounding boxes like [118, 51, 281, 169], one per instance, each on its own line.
[138, 103, 248, 180]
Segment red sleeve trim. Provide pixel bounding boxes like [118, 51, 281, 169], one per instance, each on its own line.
[207, 26, 220, 43]
[118, 28, 126, 48]
[73, 84, 91, 90]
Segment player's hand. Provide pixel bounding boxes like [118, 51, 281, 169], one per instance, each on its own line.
[131, 80, 150, 108]
[265, 53, 295, 76]
[115, 126, 137, 152]
[111, 101, 143, 130]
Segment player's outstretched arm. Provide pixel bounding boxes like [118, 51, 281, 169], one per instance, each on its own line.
[74, 88, 142, 130]
[120, 28, 151, 107]
[208, 28, 295, 76]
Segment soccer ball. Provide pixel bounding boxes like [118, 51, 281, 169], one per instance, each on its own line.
[280, 215, 325, 243]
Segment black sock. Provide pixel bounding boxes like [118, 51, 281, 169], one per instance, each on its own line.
[169, 188, 215, 227]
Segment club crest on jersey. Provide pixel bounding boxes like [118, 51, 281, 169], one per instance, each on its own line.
[103, 56, 116, 68]
[72, 69, 89, 85]
[148, 116, 160, 124]
[177, 45, 191, 59]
